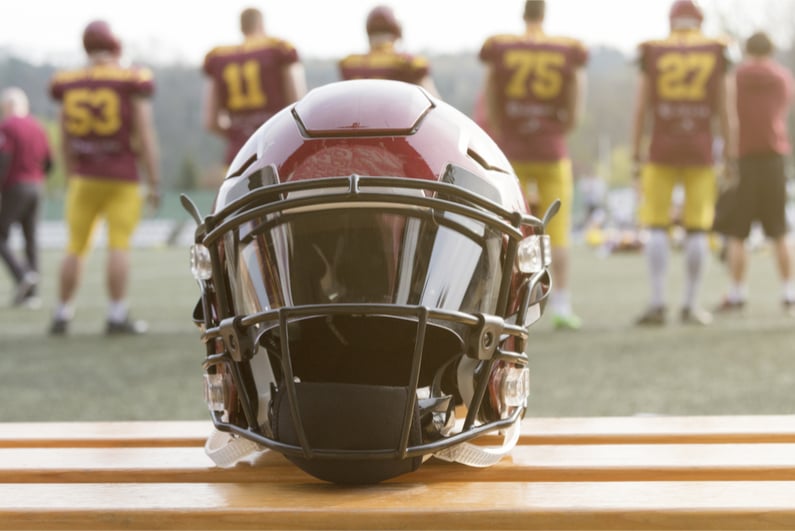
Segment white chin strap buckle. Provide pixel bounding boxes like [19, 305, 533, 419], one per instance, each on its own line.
[431, 421, 520, 467]
[204, 428, 269, 467]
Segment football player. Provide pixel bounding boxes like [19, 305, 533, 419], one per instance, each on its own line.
[202, 7, 306, 167]
[0, 87, 52, 308]
[338, 5, 439, 97]
[48, 20, 160, 335]
[479, 0, 587, 330]
[715, 31, 795, 315]
[632, 0, 733, 326]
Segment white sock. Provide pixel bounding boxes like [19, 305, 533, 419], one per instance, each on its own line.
[107, 300, 128, 323]
[683, 232, 709, 309]
[54, 303, 74, 321]
[646, 229, 669, 308]
[727, 283, 746, 303]
[551, 290, 572, 316]
[783, 281, 795, 302]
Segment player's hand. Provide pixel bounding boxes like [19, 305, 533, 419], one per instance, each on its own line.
[147, 189, 161, 212]
[721, 159, 739, 189]
[631, 159, 643, 182]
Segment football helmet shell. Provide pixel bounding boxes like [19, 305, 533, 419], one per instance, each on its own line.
[669, 0, 703, 26]
[366, 5, 402, 38]
[82, 20, 121, 55]
[187, 79, 553, 484]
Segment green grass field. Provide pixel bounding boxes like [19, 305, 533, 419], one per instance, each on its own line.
[1, 242, 794, 422]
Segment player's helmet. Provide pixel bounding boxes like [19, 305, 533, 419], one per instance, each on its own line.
[82, 20, 121, 55]
[366, 5, 402, 38]
[184, 79, 554, 484]
[669, 0, 703, 28]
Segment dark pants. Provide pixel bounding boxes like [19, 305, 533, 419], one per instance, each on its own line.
[0, 182, 42, 283]
[718, 154, 789, 240]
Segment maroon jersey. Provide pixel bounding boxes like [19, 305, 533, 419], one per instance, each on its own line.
[339, 43, 430, 85]
[736, 59, 793, 157]
[49, 63, 155, 182]
[203, 36, 300, 163]
[638, 31, 730, 165]
[0, 115, 51, 189]
[479, 32, 588, 162]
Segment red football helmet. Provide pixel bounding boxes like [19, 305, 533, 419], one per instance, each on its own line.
[82, 20, 121, 55]
[184, 79, 555, 483]
[366, 5, 402, 38]
[669, 0, 703, 28]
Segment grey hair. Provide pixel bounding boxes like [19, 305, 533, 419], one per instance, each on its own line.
[0, 87, 29, 116]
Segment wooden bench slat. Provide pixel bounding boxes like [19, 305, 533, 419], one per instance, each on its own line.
[520, 415, 795, 444]
[4, 443, 795, 483]
[0, 421, 210, 448]
[5, 417, 795, 530]
[5, 416, 795, 449]
[1, 481, 795, 530]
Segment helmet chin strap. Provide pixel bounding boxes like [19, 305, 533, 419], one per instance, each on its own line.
[204, 416, 521, 470]
[431, 420, 521, 467]
[205, 427, 269, 467]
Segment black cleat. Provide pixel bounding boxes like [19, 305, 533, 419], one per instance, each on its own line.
[680, 307, 713, 326]
[106, 318, 148, 335]
[635, 306, 666, 326]
[49, 318, 69, 336]
[714, 298, 746, 314]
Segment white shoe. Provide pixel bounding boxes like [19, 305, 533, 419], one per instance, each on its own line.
[12, 272, 39, 306]
[21, 296, 42, 310]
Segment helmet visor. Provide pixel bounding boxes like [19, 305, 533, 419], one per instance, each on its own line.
[225, 202, 504, 319]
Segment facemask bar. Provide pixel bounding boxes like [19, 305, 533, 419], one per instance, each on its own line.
[188, 170, 553, 462]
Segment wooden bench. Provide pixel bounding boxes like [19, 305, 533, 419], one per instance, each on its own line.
[2, 416, 795, 530]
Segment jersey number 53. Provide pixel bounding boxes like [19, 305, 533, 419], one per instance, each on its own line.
[63, 88, 121, 136]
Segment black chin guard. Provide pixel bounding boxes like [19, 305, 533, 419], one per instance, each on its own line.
[273, 382, 422, 484]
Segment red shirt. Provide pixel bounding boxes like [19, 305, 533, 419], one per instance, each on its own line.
[339, 43, 430, 85]
[49, 63, 155, 182]
[736, 58, 793, 157]
[0, 115, 51, 190]
[479, 32, 588, 162]
[638, 30, 730, 165]
[203, 36, 300, 164]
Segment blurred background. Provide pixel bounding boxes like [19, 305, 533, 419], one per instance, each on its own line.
[1, 0, 794, 421]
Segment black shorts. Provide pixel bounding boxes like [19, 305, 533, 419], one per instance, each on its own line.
[717, 154, 789, 239]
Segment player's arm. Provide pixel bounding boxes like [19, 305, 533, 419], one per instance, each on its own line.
[283, 62, 307, 104]
[131, 96, 161, 210]
[562, 66, 586, 133]
[201, 78, 228, 138]
[631, 70, 651, 170]
[419, 75, 440, 98]
[57, 107, 76, 178]
[483, 64, 502, 138]
[717, 70, 737, 162]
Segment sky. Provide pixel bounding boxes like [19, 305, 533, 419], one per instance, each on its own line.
[0, 0, 790, 67]
[0, 0, 720, 66]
